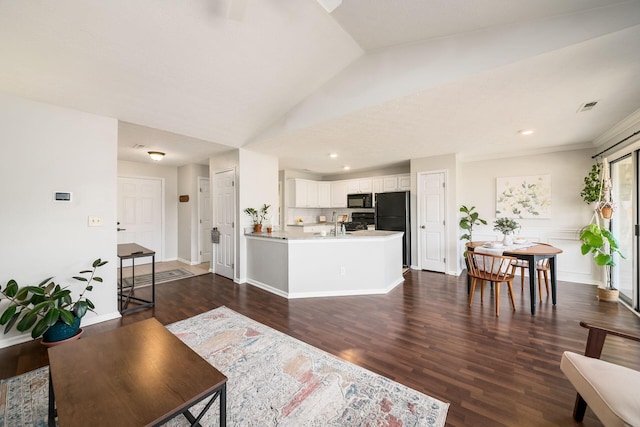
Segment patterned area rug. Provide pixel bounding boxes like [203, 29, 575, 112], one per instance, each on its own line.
[120, 268, 194, 287]
[0, 307, 449, 426]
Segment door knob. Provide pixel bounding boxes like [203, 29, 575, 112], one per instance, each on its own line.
[421, 225, 426, 229]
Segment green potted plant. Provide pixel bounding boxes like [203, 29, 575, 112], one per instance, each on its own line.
[459, 205, 487, 254]
[580, 163, 603, 208]
[0, 258, 107, 343]
[579, 223, 624, 302]
[244, 204, 271, 232]
[493, 217, 521, 245]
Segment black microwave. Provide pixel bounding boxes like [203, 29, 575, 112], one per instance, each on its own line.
[347, 193, 373, 209]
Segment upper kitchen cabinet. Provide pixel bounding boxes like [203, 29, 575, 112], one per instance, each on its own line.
[318, 182, 331, 208]
[331, 180, 348, 207]
[382, 174, 411, 192]
[346, 178, 372, 194]
[289, 178, 319, 208]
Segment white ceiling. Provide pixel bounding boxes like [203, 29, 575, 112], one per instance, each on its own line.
[1, 1, 639, 172]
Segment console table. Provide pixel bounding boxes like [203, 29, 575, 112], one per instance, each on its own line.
[48, 318, 227, 426]
[117, 243, 155, 313]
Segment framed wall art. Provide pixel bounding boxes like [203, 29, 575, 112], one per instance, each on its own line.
[496, 175, 551, 219]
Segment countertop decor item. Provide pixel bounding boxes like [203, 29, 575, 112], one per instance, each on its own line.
[244, 204, 271, 232]
[0, 258, 107, 342]
[493, 217, 520, 245]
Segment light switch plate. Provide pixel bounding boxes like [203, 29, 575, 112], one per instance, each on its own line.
[88, 216, 103, 227]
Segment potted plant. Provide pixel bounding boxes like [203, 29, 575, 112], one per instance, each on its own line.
[0, 258, 107, 343]
[244, 204, 271, 232]
[580, 163, 603, 209]
[459, 205, 487, 255]
[579, 223, 624, 302]
[493, 217, 521, 245]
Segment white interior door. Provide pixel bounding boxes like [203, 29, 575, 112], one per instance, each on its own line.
[198, 177, 212, 264]
[214, 169, 235, 279]
[419, 172, 446, 272]
[117, 177, 163, 266]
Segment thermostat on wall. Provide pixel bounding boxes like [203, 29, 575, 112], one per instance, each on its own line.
[54, 192, 72, 202]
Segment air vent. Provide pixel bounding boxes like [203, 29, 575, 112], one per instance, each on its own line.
[578, 101, 598, 112]
[132, 144, 146, 149]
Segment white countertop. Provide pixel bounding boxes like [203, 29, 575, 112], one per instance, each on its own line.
[247, 230, 401, 240]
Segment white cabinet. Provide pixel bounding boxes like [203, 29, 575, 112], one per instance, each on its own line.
[398, 174, 411, 190]
[346, 178, 373, 194]
[289, 178, 319, 208]
[331, 180, 348, 207]
[382, 174, 411, 192]
[318, 182, 331, 208]
[372, 178, 384, 192]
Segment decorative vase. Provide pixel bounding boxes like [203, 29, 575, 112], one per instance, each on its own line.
[502, 234, 513, 246]
[253, 224, 263, 233]
[598, 288, 619, 302]
[43, 317, 81, 344]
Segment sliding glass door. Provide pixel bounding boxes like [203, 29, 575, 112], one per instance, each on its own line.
[610, 154, 635, 307]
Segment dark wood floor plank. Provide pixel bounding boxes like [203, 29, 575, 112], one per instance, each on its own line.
[1, 270, 639, 426]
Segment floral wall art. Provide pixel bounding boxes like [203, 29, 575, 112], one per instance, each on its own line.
[496, 175, 551, 219]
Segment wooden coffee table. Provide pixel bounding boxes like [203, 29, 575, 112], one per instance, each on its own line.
[48, 318, 227, 426]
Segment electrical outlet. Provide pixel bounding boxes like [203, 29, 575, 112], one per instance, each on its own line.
[340, 266, 346, 276]
[88, 216, 103, 227]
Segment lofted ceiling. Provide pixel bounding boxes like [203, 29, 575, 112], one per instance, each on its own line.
[1, 1, 639, 172]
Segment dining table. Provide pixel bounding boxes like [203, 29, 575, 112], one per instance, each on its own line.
[467, 241, 563, 315]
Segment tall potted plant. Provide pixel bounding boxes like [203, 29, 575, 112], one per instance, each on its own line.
[459, 205, 487, 254]
[579, 223, 624, 302]
[0, 258, 107, 343]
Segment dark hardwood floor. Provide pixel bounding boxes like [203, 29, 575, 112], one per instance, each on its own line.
[2, 270, 640, 426]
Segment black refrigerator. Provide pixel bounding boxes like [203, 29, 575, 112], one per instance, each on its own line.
[375, 191, 410, 266]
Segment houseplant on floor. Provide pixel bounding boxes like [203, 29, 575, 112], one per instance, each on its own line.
[244, 204, 271, 232]
[579, 223, 624, 302]
[0, 258, 107, 343]
[459, 205, 487, 253]
[493, 217, 520, 246]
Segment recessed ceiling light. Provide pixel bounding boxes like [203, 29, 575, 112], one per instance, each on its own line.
[329, 153, 338, 158]
[518, 129, 534, 136]
[343, 165, 350, 171]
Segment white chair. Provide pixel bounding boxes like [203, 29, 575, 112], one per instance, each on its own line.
[560, 321, 640, 426]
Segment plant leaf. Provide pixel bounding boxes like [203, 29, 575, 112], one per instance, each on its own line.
[3, 280, 19, 298]
[31, 319, 50, 339]
[3, 312, 20, 334]
[59, 310, 74, 325]
[0, 305, 17, 325]
[16, 312, 38, 332]
[72, 276, 88, 282]
[44, 308, 60, 326]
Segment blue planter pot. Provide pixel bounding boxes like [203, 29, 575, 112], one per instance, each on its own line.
[43, 317, 81, 343]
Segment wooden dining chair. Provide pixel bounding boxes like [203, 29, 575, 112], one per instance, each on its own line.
[466, 252, 517, 316]
[512, 258, 551, 301]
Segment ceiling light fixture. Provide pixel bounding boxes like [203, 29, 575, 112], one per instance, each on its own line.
[518, 129, 534, 136]
[148, 151, 165, 161]
[343, 165, 350, 171]
[329, 153, 338, 158]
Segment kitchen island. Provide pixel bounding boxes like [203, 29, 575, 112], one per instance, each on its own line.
[246, 230, 404, 299]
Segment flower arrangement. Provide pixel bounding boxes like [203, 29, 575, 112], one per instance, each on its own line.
[493, 217, 520, 235]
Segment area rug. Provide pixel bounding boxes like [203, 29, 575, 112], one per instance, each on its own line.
[0, 306, 449, 426]
[120, 268, 194, 287]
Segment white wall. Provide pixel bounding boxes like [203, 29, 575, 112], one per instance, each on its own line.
[238, 149, 279, 283]
[0, 93, 120, 348]
[117, 160, 178, 261]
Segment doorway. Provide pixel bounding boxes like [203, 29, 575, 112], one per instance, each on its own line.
[213, 169, 235, 280]
[198, 177, 212, 264]
[117, 176, 163, 266]
[611, 155, 636, 309]
[417, 171, 446, 272]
